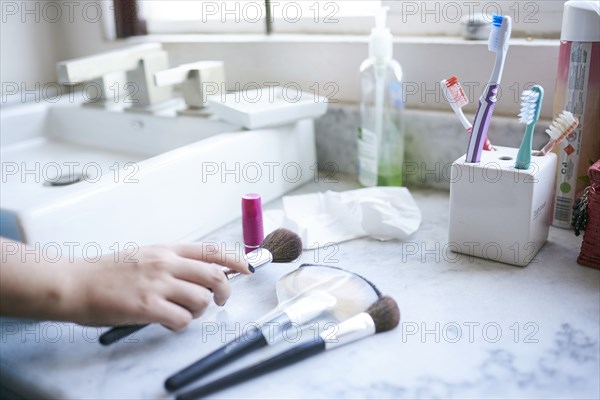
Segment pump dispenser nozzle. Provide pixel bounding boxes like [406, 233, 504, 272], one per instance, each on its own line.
[375, 6, 388, 29]
[369, 7, 393, 64]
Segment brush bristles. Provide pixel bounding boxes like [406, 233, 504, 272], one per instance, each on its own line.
[546, 111, 577, 140]
[366, 296, 400, 333]
[260, 228, 302, 263]
[444, 76, 468, 108]
[488, 15, 503, 51]
[445, 76, 458, 87]
[488, 15, 510, 53]
[518, 90, 540, 124]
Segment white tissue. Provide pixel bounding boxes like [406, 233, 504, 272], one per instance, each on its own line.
[263, 187, 421, 249]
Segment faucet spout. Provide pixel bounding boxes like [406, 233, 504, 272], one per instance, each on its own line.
[56, 43, 172, 108]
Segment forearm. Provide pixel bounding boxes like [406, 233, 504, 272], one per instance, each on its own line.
[0, 238, 75, 321]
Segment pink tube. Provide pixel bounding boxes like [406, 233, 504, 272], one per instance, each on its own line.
[242, 193, 264, 254]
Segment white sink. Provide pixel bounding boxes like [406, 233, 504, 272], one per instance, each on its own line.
[0, 103, 317, 251]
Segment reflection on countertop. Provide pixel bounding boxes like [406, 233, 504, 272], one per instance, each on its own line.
[1, 173, 598, 400]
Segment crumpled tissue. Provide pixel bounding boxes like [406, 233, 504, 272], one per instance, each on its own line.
[264, 187, 422, 249]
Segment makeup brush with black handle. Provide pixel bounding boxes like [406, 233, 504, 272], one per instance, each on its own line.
[175, 296, 400, 400]
[164, 289, 337, 392]
[98, 229, 302, 346]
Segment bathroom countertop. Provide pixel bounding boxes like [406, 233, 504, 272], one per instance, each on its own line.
[1, 174, 599, 400]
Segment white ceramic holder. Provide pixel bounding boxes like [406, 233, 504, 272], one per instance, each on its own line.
[448, 146, 557, 267]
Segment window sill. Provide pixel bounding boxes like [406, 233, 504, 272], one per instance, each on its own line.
[130, 33, 559, 47]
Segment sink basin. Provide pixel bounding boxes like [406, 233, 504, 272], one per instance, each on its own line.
[0, 102, 317, 251]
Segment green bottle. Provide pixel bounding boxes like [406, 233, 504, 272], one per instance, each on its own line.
[358, 6, 405, 187]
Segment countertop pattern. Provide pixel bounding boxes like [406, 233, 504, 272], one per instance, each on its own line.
[1, 175, 599, 400]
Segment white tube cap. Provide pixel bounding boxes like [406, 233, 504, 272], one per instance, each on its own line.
[561, 1, 600, 42]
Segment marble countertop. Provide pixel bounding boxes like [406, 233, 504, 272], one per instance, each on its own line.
[1, 175, 599, 400]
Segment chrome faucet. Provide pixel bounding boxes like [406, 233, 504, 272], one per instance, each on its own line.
[56, 43, 172, 109]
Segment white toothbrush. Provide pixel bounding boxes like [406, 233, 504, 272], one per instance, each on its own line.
[441, 76, 493, 151]
[538, 111, 579, 156]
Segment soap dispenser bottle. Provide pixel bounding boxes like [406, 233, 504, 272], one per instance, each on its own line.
[358, 7, 405, 187]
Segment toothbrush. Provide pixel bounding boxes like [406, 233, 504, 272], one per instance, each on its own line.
[514, 85, 544, 170]
[465, 15, 512, 163]
[441, 76, 493, 151]
[538, 111, 579, 156]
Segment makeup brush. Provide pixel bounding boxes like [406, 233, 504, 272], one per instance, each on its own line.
[237, 228, 303, 276]
[175, 296, 400, 400]
[98, 229, 302, 346]
[164, 290, 338, 392]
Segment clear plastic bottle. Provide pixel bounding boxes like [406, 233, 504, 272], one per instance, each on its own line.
[358, 7, 405, 187]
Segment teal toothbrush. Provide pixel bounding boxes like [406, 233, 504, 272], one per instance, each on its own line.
[515, 85, 544, 170]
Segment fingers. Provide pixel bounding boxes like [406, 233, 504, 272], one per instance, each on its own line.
[124, 243, 249, 330]
[165, 279, 214, 317]
[152, 298, 193, 331]
[169, 258, 231, 306]
[171, 243, 251, 275]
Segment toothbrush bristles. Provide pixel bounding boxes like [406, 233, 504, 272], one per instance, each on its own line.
[518, 90, 539, 125]
[444, 76, 469, 108]
[546, 111, 577, 140]
[538, 111, 578, 155]
[488, 15, 504, 52]
[492, 15, 504, 27]
[446, 76, 458, 87]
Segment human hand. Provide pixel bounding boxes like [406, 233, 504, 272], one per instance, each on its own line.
[66, 243, 250, 330]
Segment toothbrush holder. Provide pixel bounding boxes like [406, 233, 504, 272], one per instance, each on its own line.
[448, 146, 557, 267]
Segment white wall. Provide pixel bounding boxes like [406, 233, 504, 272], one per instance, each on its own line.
[0, 0, 125, 103]
[0, 1, 65, 90]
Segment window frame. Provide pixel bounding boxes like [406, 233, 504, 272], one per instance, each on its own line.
[113, 0, 147, 38]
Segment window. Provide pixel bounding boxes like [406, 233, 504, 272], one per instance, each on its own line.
[383, 1, 565, 38]
[136, 1, 565, 38]
[269, 1, 382, 34]
[139, 0, 266, 33]
[138, 1, 382, 34]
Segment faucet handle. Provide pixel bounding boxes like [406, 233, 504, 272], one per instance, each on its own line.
[154, 61, 226, 109]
